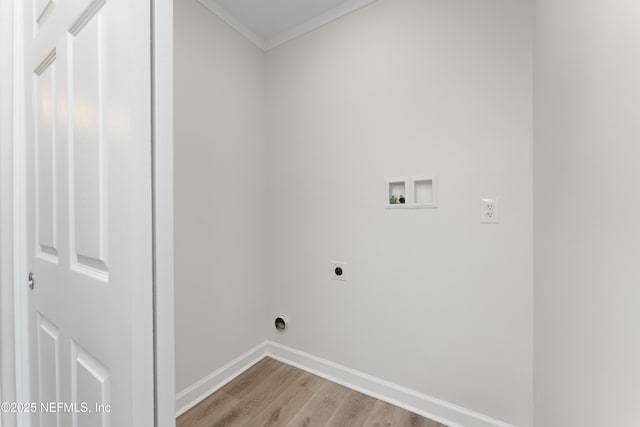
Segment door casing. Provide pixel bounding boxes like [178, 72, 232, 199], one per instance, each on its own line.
[0, 0, 17, 424]
[151, 0, 176, 426]
[1, 1, 29, 425]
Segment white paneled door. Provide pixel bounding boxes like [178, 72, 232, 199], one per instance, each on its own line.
[24, 0, 154, 426]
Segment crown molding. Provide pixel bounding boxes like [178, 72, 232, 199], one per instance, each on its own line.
[197, 0, 378, 52]
[197, 0, 267, 50]
[266, 0, 377, 50]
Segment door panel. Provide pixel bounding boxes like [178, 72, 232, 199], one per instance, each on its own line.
[25, 0, 153, 426]
[34, 52, 59, 262]
[71, 342, 110, 427]
[36, 314, 60, 427]
[68, 4, 109, 277]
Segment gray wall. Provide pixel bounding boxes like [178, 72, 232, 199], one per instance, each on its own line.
[266, 0, 534, 425]
[534, 0, 640, 425]
[174, 0, 268, 393]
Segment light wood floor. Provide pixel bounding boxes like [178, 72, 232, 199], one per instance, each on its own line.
[177, 357, 447, 427]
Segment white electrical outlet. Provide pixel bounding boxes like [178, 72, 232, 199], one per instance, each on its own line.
[481, 198, 500, 224]
[330, 262, 347, 281]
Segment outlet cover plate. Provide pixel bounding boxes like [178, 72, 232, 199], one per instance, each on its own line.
[330, 261, 347, 281]
[481, 198, 500, 224]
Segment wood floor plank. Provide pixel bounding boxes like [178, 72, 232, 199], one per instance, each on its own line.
[176, 390, 240, 427]
[184, 362, 288, 427]
[246, 381, 315, 426]
[177, 357, 448, 427]
[363, 400, 446, 427]
[219, 357, 282, 398]
[395, 411, 448, 427]
[362, 400, 400, 427]
[325, 388, 377, 426]
[211, 362, 305, 426]
[287, 381, 350, 427]
[245, 371, 327, 426]
[296, 371, 326, 392]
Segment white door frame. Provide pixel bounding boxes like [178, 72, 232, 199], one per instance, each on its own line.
[151, 0, 176, 426]
[1, 1, 27, 426]
[0, 1, 175, 426]
[0, 0, 17, 424]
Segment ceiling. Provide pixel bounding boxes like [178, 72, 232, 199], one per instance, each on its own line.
[198, 0, 378, 50]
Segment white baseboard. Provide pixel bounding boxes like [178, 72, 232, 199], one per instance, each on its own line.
[175, 341, 268, 416]
[176, 340, 515, 427]
[264, 341, 515, 427]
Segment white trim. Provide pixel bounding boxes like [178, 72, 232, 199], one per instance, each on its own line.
[1, 2, 30, 426]
[11, 0, 30, 425]
[265, 341, 515, 427]
[175, 342, 268, 416]
[195, 0, 378, 51]
[265, 0, 378, 50]
[152, 0, 176, 426]
[196, 0, 266, 50]
[175, 341, 515, 427]
[0, 1, 16, 426]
